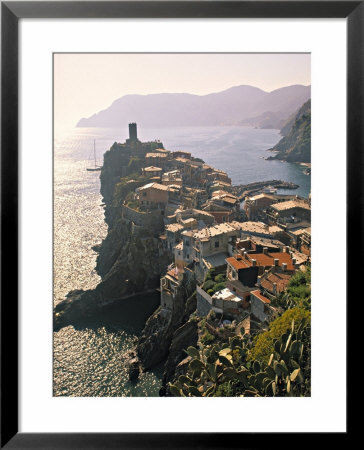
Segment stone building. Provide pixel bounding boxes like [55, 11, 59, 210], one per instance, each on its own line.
[250, 290, 273, 322]
[141, 166, 163, 178]
[145, 152, 169, 167]
[161, 170, 183, 187]
[267, 199, 311, 224]
[244, 193, 276, 220]
[137, 182, 169, 209]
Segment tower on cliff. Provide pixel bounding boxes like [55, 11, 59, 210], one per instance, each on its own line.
[129, 123, 138, 141]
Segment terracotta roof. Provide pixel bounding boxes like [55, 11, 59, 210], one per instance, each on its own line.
[260, 272, 292, 294]
[227, 251, 295, 271]
[226, 256, 251, 270]
[251, 290, 271, 304]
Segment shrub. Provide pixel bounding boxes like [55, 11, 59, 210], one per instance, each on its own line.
[205, 270, 214, 281]
[214, 273, 225, 283]
[248, 307, 311, 363]
[203, 280, 215, 291]
[213, 282, 226, 293]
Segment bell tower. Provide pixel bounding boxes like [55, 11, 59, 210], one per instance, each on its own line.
[128, 122, 138, 141]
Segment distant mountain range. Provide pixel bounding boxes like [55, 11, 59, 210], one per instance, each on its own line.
[267, 100, 311, 163]
[76, 84, 311, 128]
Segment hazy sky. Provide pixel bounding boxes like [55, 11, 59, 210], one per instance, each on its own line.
[54, 53, 310, 128]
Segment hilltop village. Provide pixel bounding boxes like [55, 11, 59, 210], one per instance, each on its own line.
[54, 123, 311, 397]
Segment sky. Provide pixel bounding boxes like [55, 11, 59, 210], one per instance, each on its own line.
[54, 53, 310, 129]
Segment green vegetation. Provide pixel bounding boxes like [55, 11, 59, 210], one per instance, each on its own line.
[286, 267, 311, 309]
[113, 173, 149, 206]
[127, 156, 141, 170]
[201, 330, 215, 345]
[202, 269, 227, 295]
[202, 280, 215, 291]
[248, 307, 310, 363]
[214, 273, 225, 283]
[169, 317, 310, 397]
[272, 266, 311, 310]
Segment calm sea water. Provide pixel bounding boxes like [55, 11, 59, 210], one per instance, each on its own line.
[53, 125, 310, 397]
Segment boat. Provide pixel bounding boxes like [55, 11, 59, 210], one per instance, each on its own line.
[86, 140, 102, 171]
[262, 185, 277, 194]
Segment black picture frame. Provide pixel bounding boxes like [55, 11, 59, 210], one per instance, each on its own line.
[1, 1, 357, 448]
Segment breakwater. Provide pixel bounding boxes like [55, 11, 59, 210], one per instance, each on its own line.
[232, 179, 299, 201]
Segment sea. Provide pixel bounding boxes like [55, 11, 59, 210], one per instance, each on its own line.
[53, 125, 311, 397]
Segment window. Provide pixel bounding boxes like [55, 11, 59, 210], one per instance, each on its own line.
[187, 254, 190, 259]
[215, 241, 219, 248]
[143, 192, 147, 197]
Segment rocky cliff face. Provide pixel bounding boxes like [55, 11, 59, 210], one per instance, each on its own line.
[136, 286, 198, 393]
[137, 286, 196, 368]
[267, 100, 311, 163]
[160, 318, 198, 394]
[54, 139, 171, 331]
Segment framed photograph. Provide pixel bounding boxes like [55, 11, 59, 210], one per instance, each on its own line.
[1, 1, 357, 448]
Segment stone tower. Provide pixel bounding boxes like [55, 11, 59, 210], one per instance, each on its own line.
[129, 123, 138, 141]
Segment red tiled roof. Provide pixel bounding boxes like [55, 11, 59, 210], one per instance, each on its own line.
[226, 256, 250, 270]
[251, 290, 271, 304]
[260, 272, 291, 294]
[227, 251, 295, 271]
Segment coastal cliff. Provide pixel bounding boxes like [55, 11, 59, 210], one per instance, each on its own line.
[266, 100, 311, 163]
[54, 138, 171, 331]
